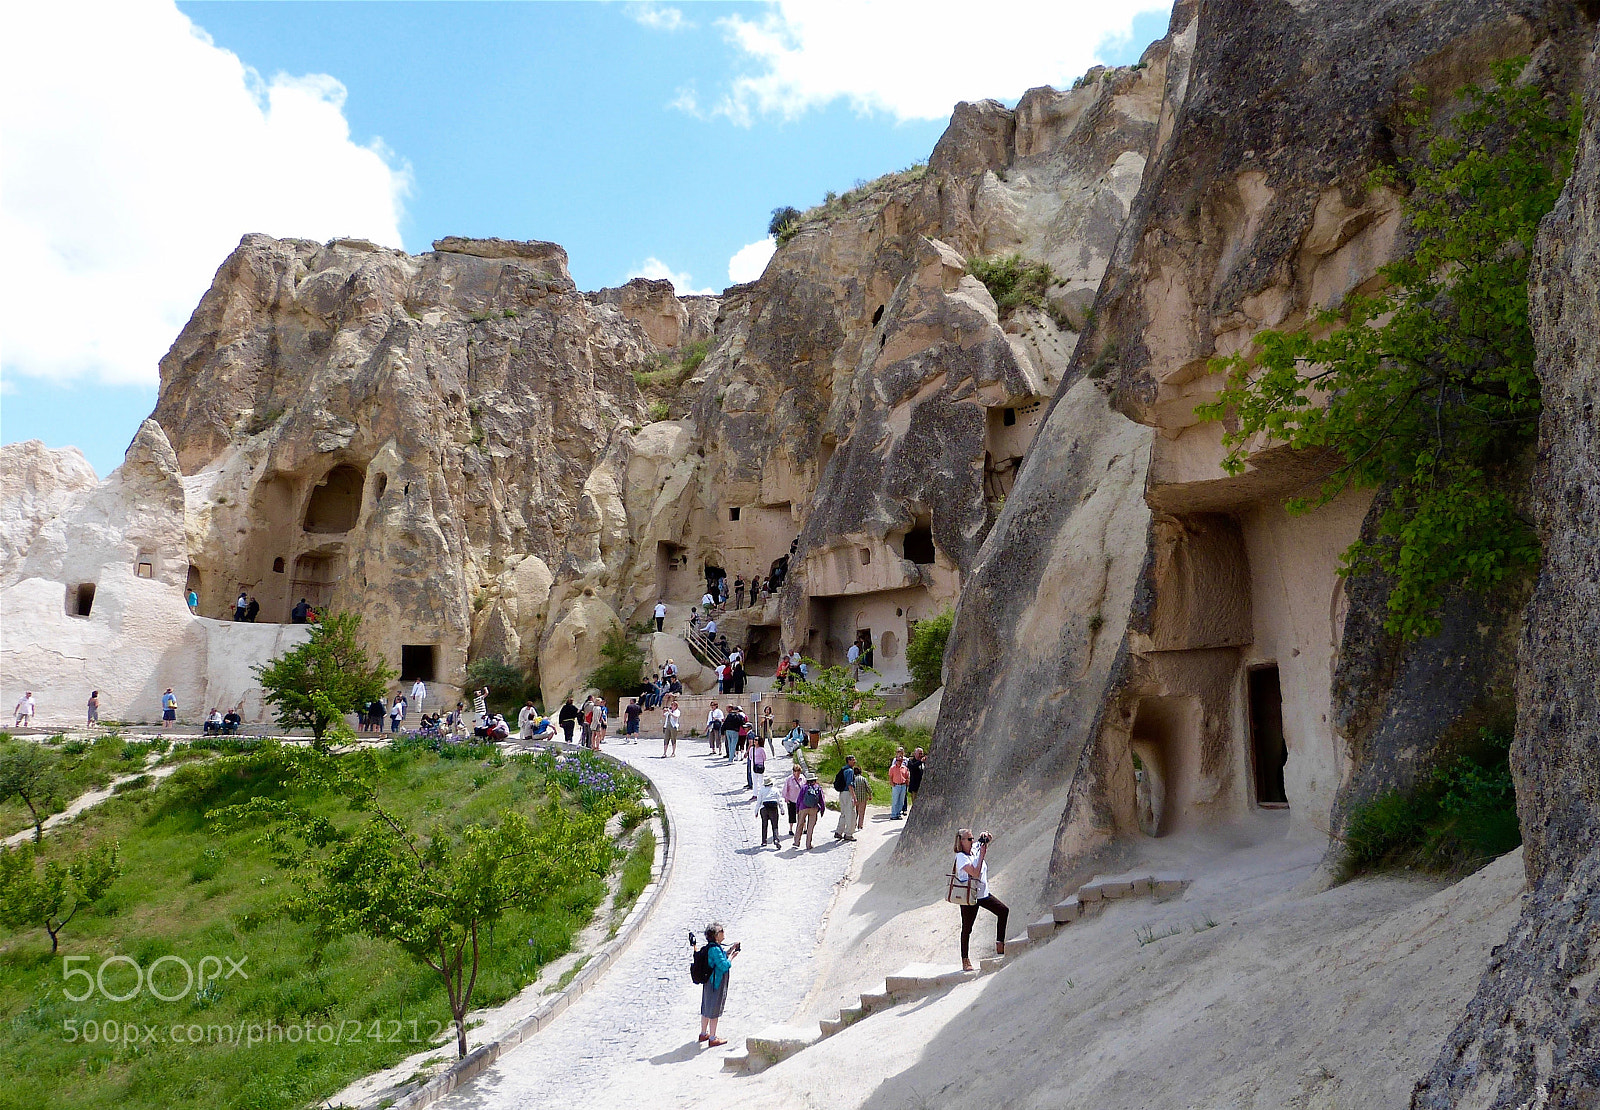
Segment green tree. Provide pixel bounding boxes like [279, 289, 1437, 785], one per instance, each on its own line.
[0, 840, 121, 952]
[906, 609, 954, 697]
[768, 205, 802, 239]
[255, 612, 395, 747]
[465, 656, 540, 716]
[966, 254, 1055, 316]
[0, 739, 64, 843]
[787, 662, 885, 761]
[216, 750, 612, 1057]
[585, 626, 646, 698]
[1196, 61, 1576, 639]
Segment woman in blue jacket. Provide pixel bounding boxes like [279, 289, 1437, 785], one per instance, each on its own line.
[699, 922, 740, 1047]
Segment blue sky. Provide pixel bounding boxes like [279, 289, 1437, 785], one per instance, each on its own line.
[1, 2, 1170, 477]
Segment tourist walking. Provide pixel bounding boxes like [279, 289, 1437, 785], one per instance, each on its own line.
[734, 576, 745, 609]
[795, 774, 825, 849]
[783, 763, 806, 837]
[833, 756, 859, 841]
[13, 691, 35, 728]
[745, 734, 767, 790]
[847, 639, 861, 680]
[706, 702, 724, 755]
[662, 698, 680, 757]
[852, 761, 871, 832]
[624, 697, 641, 739]
[244, 596, 260, 622]
[389, 698, 402, 734]
[187, 588, 199, 613]
[697, 924, 739, 1047]
[559, 697, 579, 745]
[755, 775, 783, 848]
[411, 678, 427, 714]
[951, 829, 1009, 971]
[654, 599, 667, 632]
[161, 687, 178, 729]
[908, 747, 927, 813]
[723, 703, 745, 762]
[86, 690, 99, 728]
[889, 750, 910, 819]
[233, 591, 249, 621]
[518, 700, 538, 741]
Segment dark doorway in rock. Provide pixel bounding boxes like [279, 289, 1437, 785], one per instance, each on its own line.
[1248, 665, 1289, 807]
[401, 644, 438, 682]
[272, 557, 285, 573]
[704, 565, 725, 597]
[871, 304, 884, 326]
[902, 521, 936, 565]
[303, 464, 364, 533]
[70, 582, 96, 618]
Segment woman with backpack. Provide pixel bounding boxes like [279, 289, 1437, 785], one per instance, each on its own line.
[697, 923, 739, 1047]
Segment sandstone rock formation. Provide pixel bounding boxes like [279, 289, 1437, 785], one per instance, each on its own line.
[1413, 30, 1600, 1107]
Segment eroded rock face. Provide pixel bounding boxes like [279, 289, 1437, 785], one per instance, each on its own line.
[909, 0, 1589, 890]
[1413, 35, 1600, 1107]
[0, 441, 98, 580]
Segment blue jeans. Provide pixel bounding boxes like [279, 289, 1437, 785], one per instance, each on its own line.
[726, 732, 737, 761]
[890, 783, 908, 819]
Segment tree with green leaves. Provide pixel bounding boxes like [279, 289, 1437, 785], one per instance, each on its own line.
[0, 840, 121, 952]
[906, 609, 954, 697]
[255, 612, 394, 747]
[0, 738, 64, 843]
[215, 748, 614, 1058]
[1196, 60, 1577, 639]
[768, 205, 802, 239]
[787, 661, 885, 762]
[585, 626, 646, 698]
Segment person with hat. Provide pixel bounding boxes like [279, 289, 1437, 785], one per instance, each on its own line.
[795, 773, 826, 849]
[754, 773, 784, 848]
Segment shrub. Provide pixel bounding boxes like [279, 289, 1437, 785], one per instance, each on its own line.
[967, 254, 1055, 317]
[647, 400, 670, 421]
[585, 626, 647, 697]
[465, 655, 540, 716]
[906, 609, 954, 697]
[768, 205, 802, 238]
[814, 721, 932, 807]
[678, 338, 711, 374]
[1340, 728, 1520, 879]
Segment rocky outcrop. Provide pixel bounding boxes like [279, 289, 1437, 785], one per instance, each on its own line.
[908, 0, 1590, 892]
[1412, 33, 1600, 1108]
[0, 441, 98, 580]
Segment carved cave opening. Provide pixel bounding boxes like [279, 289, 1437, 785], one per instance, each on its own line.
[402, 644, 438, 682]
[303, 464, 365, 534]
[1248, 665, 1289, 807]
[903, 519, 936, 565]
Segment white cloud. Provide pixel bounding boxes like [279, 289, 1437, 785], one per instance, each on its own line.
[627, 258, 715, 296]
[728, 238, 777, 285]
[704, 0, 1171, 124]
[0, 0, 409, 387]
[629, 3, 691, 32]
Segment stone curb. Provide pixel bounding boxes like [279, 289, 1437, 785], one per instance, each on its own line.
[383, 744, 677, 1110]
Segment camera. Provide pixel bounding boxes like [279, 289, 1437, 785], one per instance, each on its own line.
[732, 942, 742, 952]
[977, 833, 992, 844]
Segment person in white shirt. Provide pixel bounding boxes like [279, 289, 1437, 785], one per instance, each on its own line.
[706, 703, 725, 754]
[953, 829, 1010, 971]
[662, 698, 681, 757]
[13, 692, 36, 728]
[517, 700, 538, 742]
[411, 679, 427, 713]
[754, 775, 784, 848]
[654, 600, 667, 632]
[702, 591, 715, 608]
[705, 618, 717, 638]
[728, 647, 743, 666]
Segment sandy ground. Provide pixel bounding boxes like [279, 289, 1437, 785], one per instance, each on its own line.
[701, 822, 1525, 1110]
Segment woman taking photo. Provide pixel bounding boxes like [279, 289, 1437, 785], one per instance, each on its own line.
[699, 923, 739, 1047]
[951, 828, 1009, 971]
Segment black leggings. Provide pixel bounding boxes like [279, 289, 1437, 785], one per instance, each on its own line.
[959, 895, 1009, 960]
[760, 802, 781, 843]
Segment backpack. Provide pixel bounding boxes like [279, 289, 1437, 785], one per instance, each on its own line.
[800, 784, 824, 809]
[834, 767, 853, 793]
[690, 943, 713, 985]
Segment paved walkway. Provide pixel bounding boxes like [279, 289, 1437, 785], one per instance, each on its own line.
[434, 738, 854, 1110]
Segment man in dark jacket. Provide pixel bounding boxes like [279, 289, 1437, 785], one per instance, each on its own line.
[244, 596, 260, 622]
[558, 697, 580, 745]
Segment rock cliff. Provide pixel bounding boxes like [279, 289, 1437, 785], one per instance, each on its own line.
[1413, 31, 1600, 1108]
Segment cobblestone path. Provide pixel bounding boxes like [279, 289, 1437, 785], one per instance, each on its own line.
[435, 739, 853, 1109]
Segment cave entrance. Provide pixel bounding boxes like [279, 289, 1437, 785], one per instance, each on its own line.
[1128, 695, 1202, 838]
[69, 582, 96, 618]
[704, 564, 726, 601]
[303, 465, 364, 534]
[402, 644, 438, 682]
[289, 551, 342, 617]
[902, 518, 936, 566]
[1248, 665, 1289, 807]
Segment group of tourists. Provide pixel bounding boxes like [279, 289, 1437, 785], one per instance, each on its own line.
[202, 707, 243, 734]
[556, 694, 611, 750]
[773, 649, 810, 690]
[846, 633, 876, 678]
[359, 679, 431, 734]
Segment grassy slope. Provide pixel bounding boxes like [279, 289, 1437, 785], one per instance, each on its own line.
[0, 745, 623, 1110]
[812, 721, 932, 808]
[0, 734, 174, 839]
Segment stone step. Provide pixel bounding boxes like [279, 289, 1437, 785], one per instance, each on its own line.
[837, 1005, 865, 1023]
[979, 956, 1007, 973]
[1027, 916, 1058, 941]
[885, 962, 958, 996]
[745, 1023, 817, 1064]
[1151, 873, 1189, 898]
[1001, 934, 1033, 955]
[722, 1054, 749, 1072]
[818, 1017, 846, 1038]
[1053, 896, 1084, 923]
[1078, 876, 1138, 901]
[859, 991, 893, 1012]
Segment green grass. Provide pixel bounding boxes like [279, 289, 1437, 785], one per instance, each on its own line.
[613, 827, 655, 922]
[0, 734, 170, 838]
[1340, 729, 1520, 880]
[0, 743, 633, 1110]
[813, 721, 932, 807]
[966, 254, 1056, 317]
[633, 339, 712, 392]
